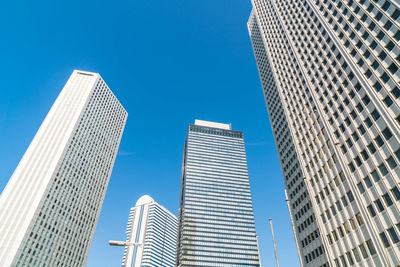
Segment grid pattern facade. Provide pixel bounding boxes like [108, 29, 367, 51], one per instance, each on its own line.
[249, 0, 400, 266]
[122, 196, 177, 267]
[176, 123, 260, 266]
[0, 70, 127, 266]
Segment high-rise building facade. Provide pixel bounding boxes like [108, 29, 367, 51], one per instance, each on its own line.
[0, 70, 127, 266]
[248, 0, 400, 266]
[121, 195, 177, 267]
[176, 120, 260, 266]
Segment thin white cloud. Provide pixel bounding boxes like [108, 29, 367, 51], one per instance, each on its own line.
[117, 151, 134, 156]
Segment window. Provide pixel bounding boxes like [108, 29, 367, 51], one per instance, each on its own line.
[341, 196, 348, 207]
[393, 9, 400, 20]
[338, 226, 344, 237]
[365, 117, 373, 128]
[377, 31, 385, 40]
[346, 252, 354, 265]
[358, 125, 366, 135]
[378, 51, 387, 61]
[382, 72, 391, 83]
[372, 60, 379, 69]
[357, 182, 365, 193]
[388, 227, 399, 243]
[371, 109, 380, 120]
[340, 255, 347, 267]
[352, 132, 359, 142]
[391, 187, 400, 201]
[364, 176, 373, 188]
[367, 143, 376, 154]
[383, 193, 393, 207]
[380, 232, 390, 247]
[383, 96, 393, 107]
[332, 230, 338, 241]
[368, 204, 376, 217]
[366, 239, 376, 255]
[334, 177, 340, 186]
[334, 259, 340, 267]
[387, 156, 397, 169]
[375, 199, 385, 212]
[359, 244, 368, 259]
[375, 135, 384, 147]
[349, 218, 357, 230]
[362, 95, 370, 105]
[373, 81, 382, 91]
[336, 201, 342, 211]
[371, 170, 380, 182]
[352, 247, 361, 262]
[331, 205, 337, 216]
[345, 117, 351, 126]
[382, 128, 393, 140]
[327, 234, 333, 245]
[392, 87, 400, 99]
[349, 162, 356, 172]
[321, 214, 326, 223]
[388, 63, 398, 74]
[395, 29, 400, 41]
[361, 150, 369, 160]
[347, 139, 353, 148]
[395, 149, 400, 162]
[356, 213, 364, 226]
[344, 221, 350, 234]
[326, 209, 331, 220]
[347, 191, 355, 202]
[378, 163, 388, 176]
[356, 103, 364, 112]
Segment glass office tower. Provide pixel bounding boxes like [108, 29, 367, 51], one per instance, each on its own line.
[249, 0, 400, 266]
[176, 120, 260, 266]
[121, 195, 177, 267]
[0, 70, 127, 266]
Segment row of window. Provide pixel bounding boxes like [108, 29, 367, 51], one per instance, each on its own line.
[326, 212, 364, 244]
[305, 245, 324, 264]
[334, 239, 376, 267]
[301, 229, 320, 248]
[367, 186, 400, 217]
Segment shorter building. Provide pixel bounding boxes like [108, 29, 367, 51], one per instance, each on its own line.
[121, 195, 177, 267]
[176, 120, 261, 266]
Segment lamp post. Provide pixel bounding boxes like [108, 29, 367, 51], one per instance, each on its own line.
[269, 218, 280, 267]
[109, 240, 143, 247]
[109, 240, 143, 267]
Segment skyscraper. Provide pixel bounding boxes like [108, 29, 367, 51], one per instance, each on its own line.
[249, 0, 400, 266]
[121, 195, 177, 267]
[0, 70, 127, 266]
[176, 120, 260, 266]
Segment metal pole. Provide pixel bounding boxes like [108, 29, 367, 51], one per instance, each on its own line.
[256, 234, 262, 267]
[269, 218, 280, 267]
[285, 190, 304, 267]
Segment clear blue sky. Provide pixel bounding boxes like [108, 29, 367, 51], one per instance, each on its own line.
[0, 0, 300, 266]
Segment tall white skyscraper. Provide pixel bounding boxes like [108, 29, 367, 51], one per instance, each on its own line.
[176, 120, 260, 266]
[0, 70, 127, 266]
[249, 0, 400, 266]
[121, 195, 177, 267]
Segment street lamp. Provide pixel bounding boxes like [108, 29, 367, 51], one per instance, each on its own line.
[109, 240, 143, 247]
[268, 218, 280, 267]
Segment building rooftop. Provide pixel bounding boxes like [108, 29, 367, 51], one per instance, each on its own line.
[194, 119, 231, 130]
[135, 195, 154, 206]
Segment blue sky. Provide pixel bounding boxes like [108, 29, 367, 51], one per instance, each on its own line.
[0, 0, 299, 266]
